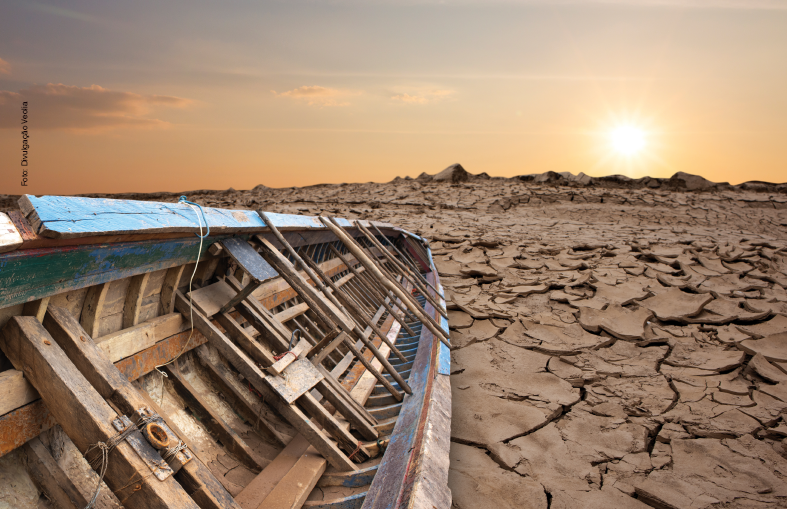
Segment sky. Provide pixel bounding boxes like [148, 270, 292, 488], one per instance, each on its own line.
[1, 0, 786, 195]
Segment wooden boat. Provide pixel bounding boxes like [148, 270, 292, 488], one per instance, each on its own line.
[0, 195, 452, 509]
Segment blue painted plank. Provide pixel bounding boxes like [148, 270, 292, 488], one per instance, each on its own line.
[21, 195, 390, 241]
[22, 195, 265, 239]
[437, 342, 451, 376]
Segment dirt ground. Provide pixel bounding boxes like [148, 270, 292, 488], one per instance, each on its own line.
[7, 166, 787, 508]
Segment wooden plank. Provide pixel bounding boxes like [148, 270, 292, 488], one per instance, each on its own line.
[80, 282, 109, 338]
[221, 237, 278, 283]
[274, 302, 310, 323]
[235, 434, 311, 509]
[97, 312, 187, 363]
[173, 291, 357, 472]
[0, 369, 39, 416]
[0, 212, 23, 254]
[265, 337, 311, 376]
[41, 305, 240, 509]
[114, 328, 208, 382]
[257, 446, 326, 509]
[0, 400, 55, 458]
[1, 316, 201, 509]
[214, 311, 277, 367]
[265, 358, 324, 404]
[298, 393, 370, 462]
[164, 362, 265, 473]
[22, 436, 89, 509]
[0, 235, 225, 310]
[22, 297, 50, 323]
[124, 272, 151, 328]
[313, 377, 378, 440]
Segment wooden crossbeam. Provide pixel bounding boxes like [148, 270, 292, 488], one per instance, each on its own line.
[23, 436, 89, 509]
[1, 316, 201, 509]
[42, 305, 240, 509]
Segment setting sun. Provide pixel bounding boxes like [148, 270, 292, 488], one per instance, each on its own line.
[609, 125, 646, 157]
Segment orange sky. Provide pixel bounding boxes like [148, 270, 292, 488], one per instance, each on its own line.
[2, 1, 786, 195]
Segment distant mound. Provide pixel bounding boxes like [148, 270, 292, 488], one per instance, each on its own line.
[393, 165, 785, 193]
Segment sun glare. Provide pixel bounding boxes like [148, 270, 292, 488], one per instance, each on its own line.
[609, 125, 646, 157]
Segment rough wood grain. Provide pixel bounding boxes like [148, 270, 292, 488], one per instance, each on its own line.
[1, 316, 200, 509]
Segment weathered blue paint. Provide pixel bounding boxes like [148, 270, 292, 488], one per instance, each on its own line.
[262, 212, 325, 230]
[0, 236, 231, 309]
[318, 465, 379, 488]
[304, 492, 366, 509]
[21, 195, 392, 240]
[437, 342, 451, 376]
[23, 195, 265, 238]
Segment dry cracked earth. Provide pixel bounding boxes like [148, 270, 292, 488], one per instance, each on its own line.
[9, 168, 787, 509]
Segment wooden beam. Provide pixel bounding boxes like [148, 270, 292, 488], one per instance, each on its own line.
[0, 212, 23, 254]
[1, 316, 201, 509]
[42, 304, 240, 509]
[22, 436, 89, 509]
[0, 400, 56, 459]
[256, 447, 326, 509]
[114, 327, 207, 382]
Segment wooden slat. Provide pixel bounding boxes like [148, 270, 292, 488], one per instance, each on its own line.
[22, 436, 89, 509]
[257, 446, 326, 509]
[235, 434, 311, 509]
[1, 316, 200, 509]
[114, 327, 208, 382]
[161, 265, 186, 314]
[19, 195, 266, 239]
[0, 400, 55, 459]
[274, 302, 310, 323]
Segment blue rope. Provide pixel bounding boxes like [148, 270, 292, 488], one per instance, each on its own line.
[178, 196, 210, 239]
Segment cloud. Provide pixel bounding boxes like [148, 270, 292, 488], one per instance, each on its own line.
[391, 89, 454, 104]
[0, 83, 191, 131]
[0, 58, 10, 75]
[272, 85, 358, 107]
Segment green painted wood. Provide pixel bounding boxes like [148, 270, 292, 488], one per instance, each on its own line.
[0, 236, 229, 309]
